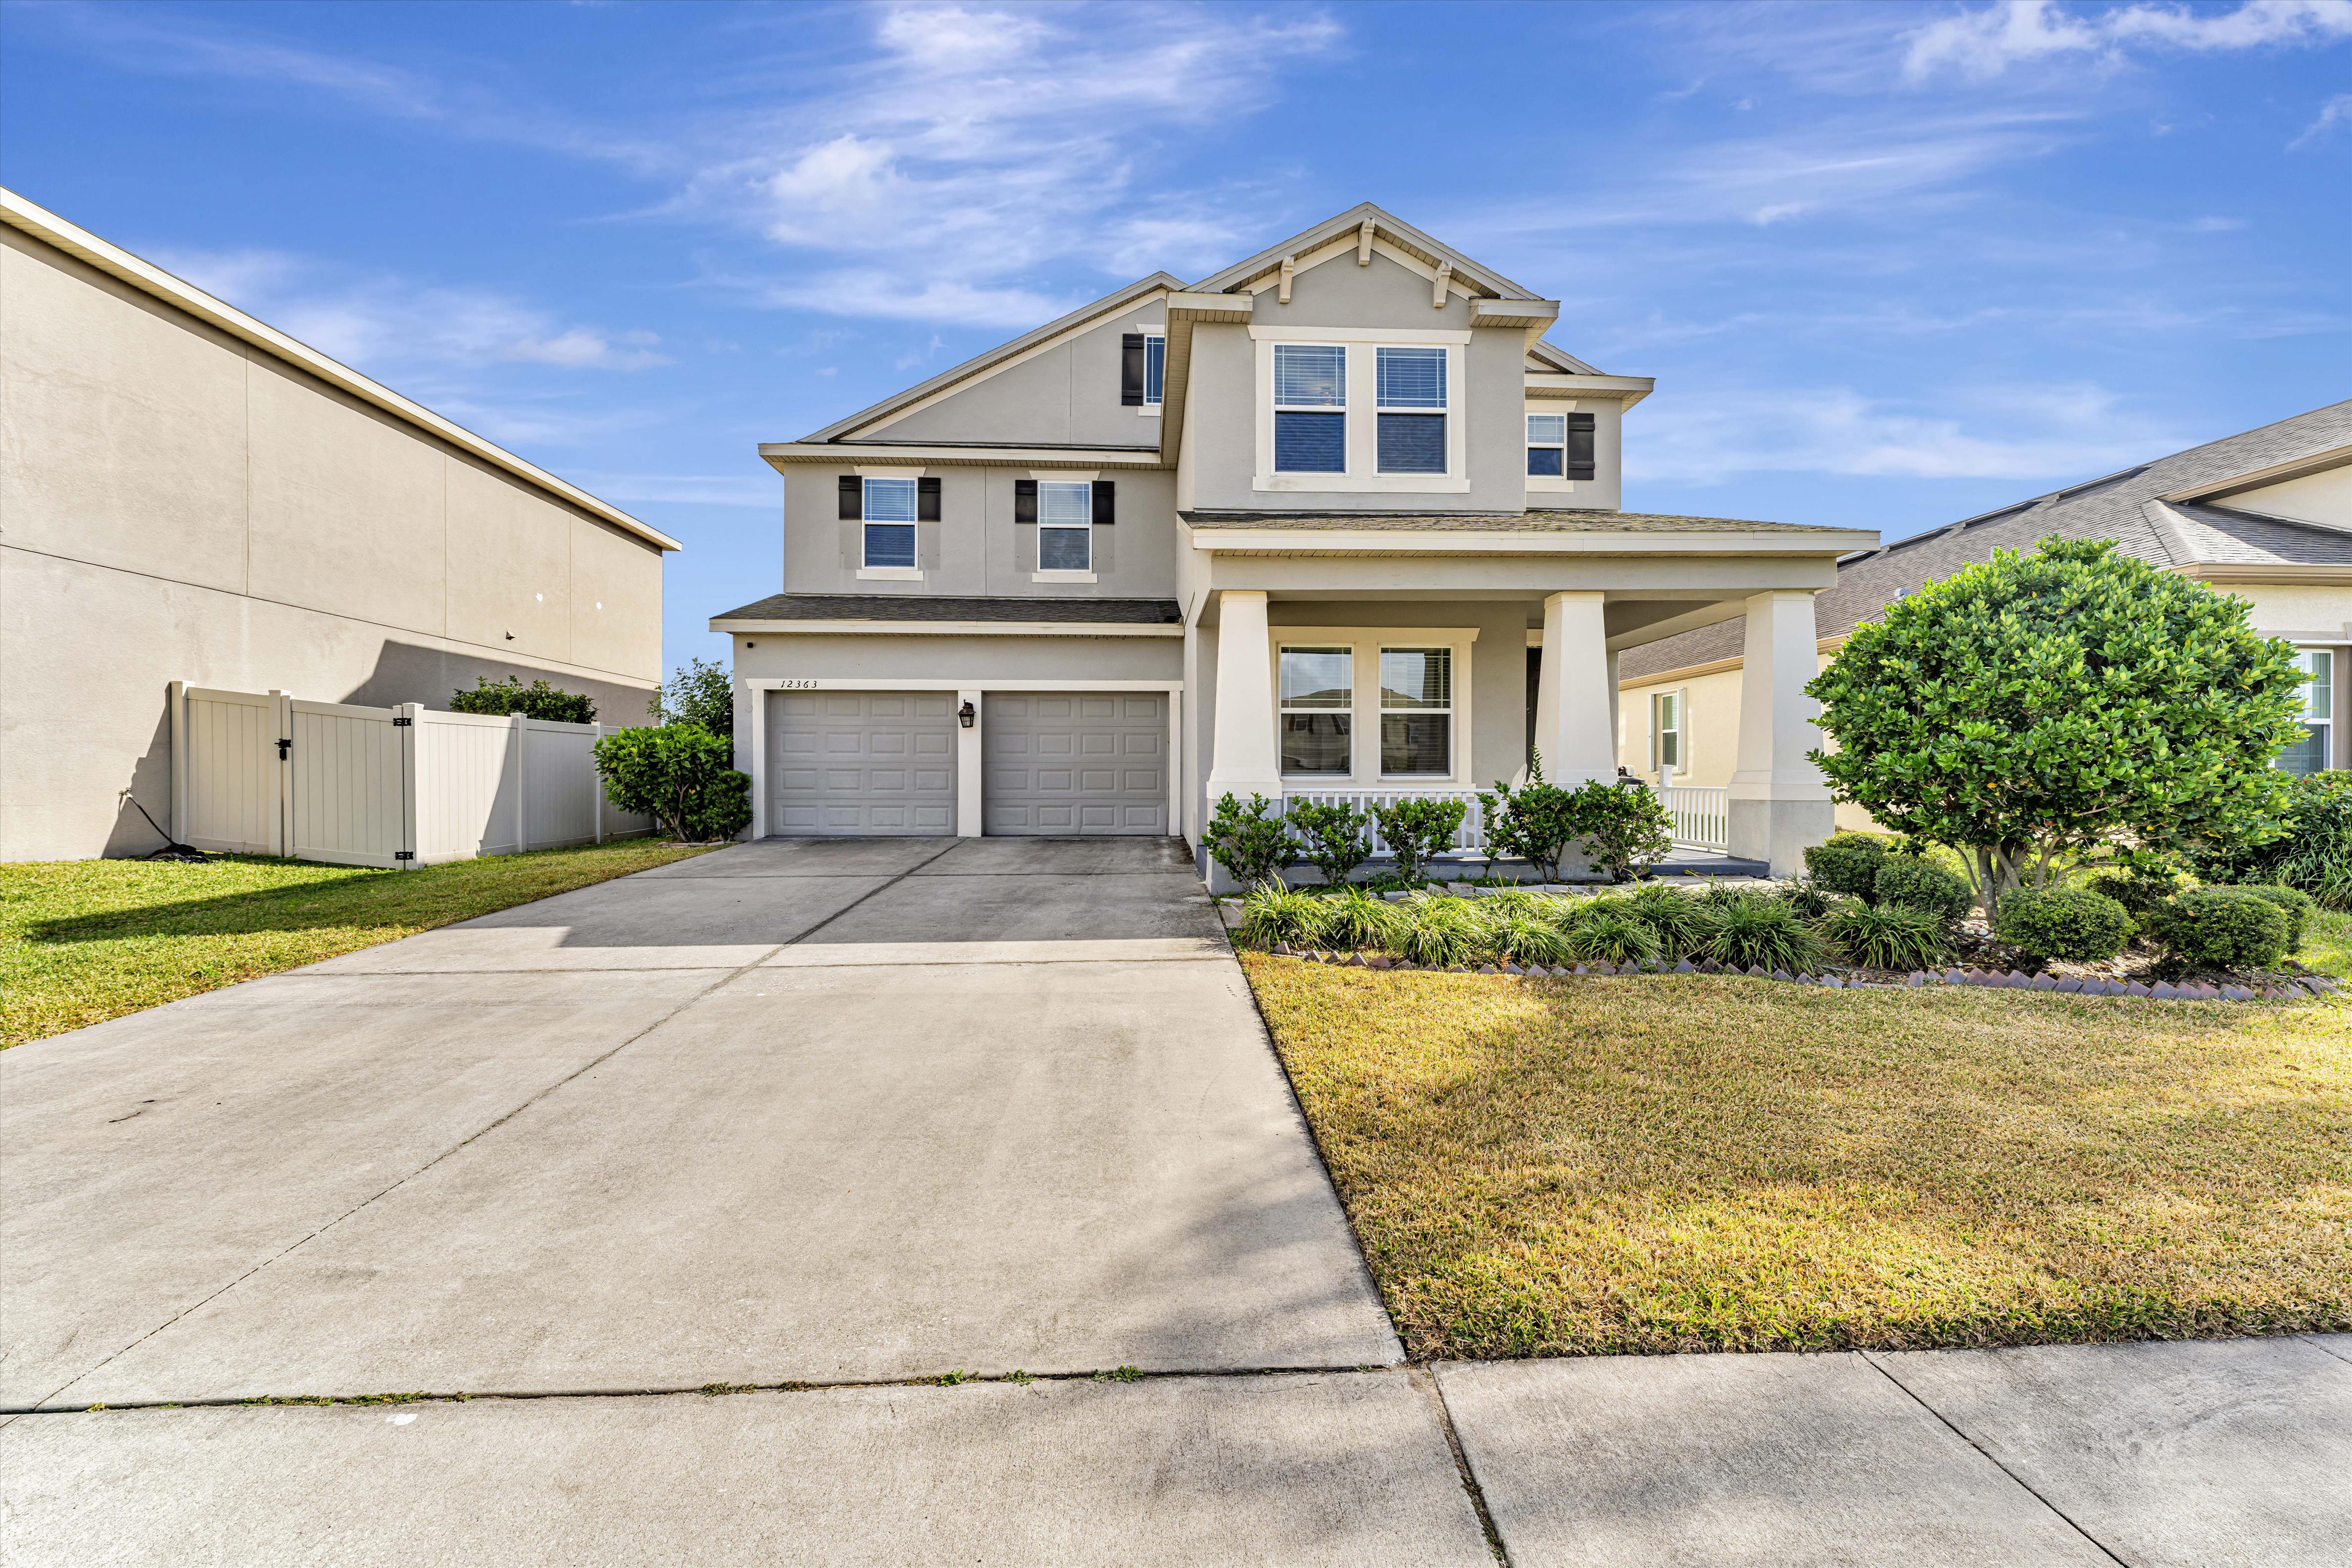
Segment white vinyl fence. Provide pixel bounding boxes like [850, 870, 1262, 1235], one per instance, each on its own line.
[1653, 782, 1730, 851]
[170, 683, 651, 869]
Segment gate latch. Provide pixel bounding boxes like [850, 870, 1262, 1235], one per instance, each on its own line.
[392, 716, 412, 727]
[393, 850, 415, 861]
[276, 737, 292, 760]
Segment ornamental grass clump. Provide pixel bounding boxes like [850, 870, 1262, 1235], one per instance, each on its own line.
[1315, 885, 1411, 953]
[1562, 906, 1663, 967]
[1623, 882, 1711, 959]
[1234, 882, 1324, 951]
[1820, 899, 1948, 970]
[1700, 894, 1828, 973]
[1994, 885, 2136, 965]
[1488, 910, 1573, 968]
[1396, 893, 1492, 968]
[1774, 877, 1840, 920]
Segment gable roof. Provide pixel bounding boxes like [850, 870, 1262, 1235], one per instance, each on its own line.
[0, 186, 679, 552]
[793, 203, 1617, 447]
[801, 272, 1183, 443]
[1618, 399, 2352, 682]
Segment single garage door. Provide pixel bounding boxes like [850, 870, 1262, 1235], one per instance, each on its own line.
[769, 690, 957, 835]
[984, 692, 1168, 836]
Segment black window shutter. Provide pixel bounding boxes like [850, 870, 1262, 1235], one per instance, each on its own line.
[1014, 479, 1037, 523]
[917, 477, 941, 521]
[838, 475, 861, 519]
[1091, 480, 1116, 526]
[1567, 414, 1597, 481]
[1120, 334, 1145, 406]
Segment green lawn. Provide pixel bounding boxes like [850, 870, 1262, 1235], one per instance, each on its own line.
[1244, 951, 2352, 1360]
[1, 840, 714, 1048]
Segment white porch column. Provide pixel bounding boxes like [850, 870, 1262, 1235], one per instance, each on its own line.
[1205, 589, 1281, 806]
[1534, 590, 1614, 783]
[1727, 589, 1834, 876]
[955, 688, 983, 837]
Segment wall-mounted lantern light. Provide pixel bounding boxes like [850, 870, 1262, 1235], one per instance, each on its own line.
[958, 700, 976, 729]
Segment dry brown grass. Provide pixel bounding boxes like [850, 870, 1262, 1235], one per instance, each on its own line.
[1243, 955, 2352, 1359]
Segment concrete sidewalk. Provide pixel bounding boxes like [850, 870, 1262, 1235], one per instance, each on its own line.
[4, 838, 2347, 1564]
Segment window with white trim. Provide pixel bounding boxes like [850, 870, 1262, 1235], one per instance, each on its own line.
[1651, 690, 1683, 774]
[1144, 333, 1165, 406]
[1037, 481, 1093, 572]
[1375, 348, 1447, 475]
[1379, 647, 1452, 774]
[1527, 411, 1596, 479]
[1273, 343, 1346, 473]
[1279, 646, 1353, 774]
[861, 477, 917, 569]
[2281, 648, 2333, 774]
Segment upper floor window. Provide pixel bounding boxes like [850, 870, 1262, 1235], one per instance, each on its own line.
[1273, 343, 1346, 473]
[1122, 332, 1166, 408]
[1375, 348, 1447, 476]
[1038, 481, 1094, 572]
[860, 476, 917, 569]
[1527, 412, 1596, 480]
[2281, 648, 2334, 774]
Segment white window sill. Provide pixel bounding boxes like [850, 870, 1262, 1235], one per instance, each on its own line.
[1255, 474, 1470, 494]
[1526, 476, 1585, 493]
[856, 566, 924, 581]
[1138, 404, 1162, 417]
[1030, 570, 1097, 584]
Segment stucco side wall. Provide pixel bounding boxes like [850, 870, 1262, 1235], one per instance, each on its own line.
[0, 226, 663, 860]
[1617, 664, 1747, 790]
[2229, 466, 2352, 528]
[2215, 581, 2352, 641]
[0, 549, 658, 862]
[869, 304, 1168, 448]
[780, 465, 1179, 600]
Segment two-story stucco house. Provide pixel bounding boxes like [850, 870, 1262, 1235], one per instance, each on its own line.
[714, 204, 1877, 878]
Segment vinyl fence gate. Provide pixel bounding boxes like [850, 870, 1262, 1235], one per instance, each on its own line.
[170, 683, 651, 868]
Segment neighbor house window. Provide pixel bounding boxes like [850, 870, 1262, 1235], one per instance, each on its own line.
[1038, 481, 1093, 572]
[1375, 347, 1447, 475]
[1526, 412, 1596, 479]
[861, 477, 917, 569]
[2281, 648, 2333, 774]
[1280, 646, 1353, 774]
[1122, 332, 1167, 408]
[1379, 647, 1452, 774]
[1651, 690, 1683, 774]
[1273, 343, 1346, 473]
[1145, 334, 1165, 405]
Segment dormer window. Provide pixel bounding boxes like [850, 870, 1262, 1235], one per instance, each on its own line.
[1375, 347, 1447, 475]
[1273, 343, 1347, 473]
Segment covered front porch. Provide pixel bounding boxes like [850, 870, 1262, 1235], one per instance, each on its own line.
[1177, 510, 1877, 882]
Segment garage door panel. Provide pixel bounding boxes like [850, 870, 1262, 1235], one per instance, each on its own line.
[768, 690, 959, 837]
[983, 691, 1167, 837]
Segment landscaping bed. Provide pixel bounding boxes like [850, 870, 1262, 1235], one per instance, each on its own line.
[1242, 952, 2352, 1359]
[0, 839, 716, 1047]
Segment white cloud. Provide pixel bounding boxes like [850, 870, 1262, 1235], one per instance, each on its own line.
[1630, 382, 2182, 484]
[153, 247, 670, 373]
[2291, 91, 2352, 146]
[1905, 0, 2352, 82]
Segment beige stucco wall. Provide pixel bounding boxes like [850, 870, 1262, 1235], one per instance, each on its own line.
[1, 226, 666, 860]
[2229, 465, 2352, 529]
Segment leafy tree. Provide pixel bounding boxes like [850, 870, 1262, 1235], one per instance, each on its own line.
[1371, 796, 1468, 886]
[593, 725, 750, 843]
[1808, 537, 2304, 920]
[1478, 754, 1582, 882]
[1287, 799, 1372, 886]
[653, 657, 735, 736]
[1203, 793, 1299, 887]
[450, 675, 596, 724]
[1572, 779, 1674, 883]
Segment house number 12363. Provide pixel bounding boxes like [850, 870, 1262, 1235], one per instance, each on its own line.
[778, 679, 819, 689]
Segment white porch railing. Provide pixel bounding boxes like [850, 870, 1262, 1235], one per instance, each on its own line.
[1279, 789, 1489, 855]
[1654, 783, 1729, 851]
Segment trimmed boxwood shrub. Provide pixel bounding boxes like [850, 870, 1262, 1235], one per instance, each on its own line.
[1872, 856, 1973, 927]
[1994, 885, 2135, 964]
[2086, 867, 2181, 919]
[2236, 883, 2316, 951]
[1804, 834, 1888, 901]
[2146, 886, 2291, 972]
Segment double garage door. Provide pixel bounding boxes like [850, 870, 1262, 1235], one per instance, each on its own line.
[768, 690, 1166, 837]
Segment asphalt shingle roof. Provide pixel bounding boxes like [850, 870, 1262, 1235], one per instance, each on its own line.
[712, 593, 1182, 625]
[1618, 400, 2352, 682]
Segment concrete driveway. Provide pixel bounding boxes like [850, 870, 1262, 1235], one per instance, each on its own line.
[6, 838, 2348, 1565]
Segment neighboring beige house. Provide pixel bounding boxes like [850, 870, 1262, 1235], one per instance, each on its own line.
[1618, 401, 2352, 832]
[0, 189, 680, 861]
[716, 203, 1876, 878]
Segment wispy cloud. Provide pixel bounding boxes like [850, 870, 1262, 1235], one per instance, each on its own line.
[153, 247, 672, 373]
[2291, 90, 2352, 146]
[1904, 0, 2352, 83]
[1631, 382, 2185, 484]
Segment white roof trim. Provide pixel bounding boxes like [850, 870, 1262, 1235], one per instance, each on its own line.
[1186, 528, 1877, 557]
[0, 186, 679, 552]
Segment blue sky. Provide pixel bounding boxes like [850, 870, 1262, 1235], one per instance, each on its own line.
[4, 0, 2347, 681]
